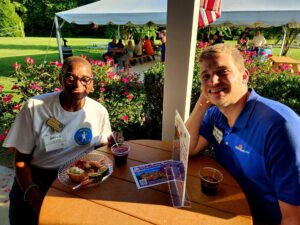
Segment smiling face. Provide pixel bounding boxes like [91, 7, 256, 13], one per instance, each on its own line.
[60, 57, 93, 101]
[200, 49, 248, 109]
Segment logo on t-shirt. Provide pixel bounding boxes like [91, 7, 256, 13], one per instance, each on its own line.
[74, 127, 92, 145]
[235, 144, 250, 154]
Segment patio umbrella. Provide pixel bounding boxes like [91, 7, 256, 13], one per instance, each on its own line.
[199, 0, 222, 28]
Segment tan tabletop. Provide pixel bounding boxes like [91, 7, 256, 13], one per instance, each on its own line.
[270, 56, 300, 73]
[39, 140, 252, 225]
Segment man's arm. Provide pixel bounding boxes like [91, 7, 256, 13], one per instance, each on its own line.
[185, 94, 211, 156]
[279, 201, 300, 225]
[14, 150, 44, 217]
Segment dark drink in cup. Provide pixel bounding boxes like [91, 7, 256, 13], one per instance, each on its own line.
[201, 176, 218, 195]
[111, 143, 130, 166]
[199, 167, 223, 196]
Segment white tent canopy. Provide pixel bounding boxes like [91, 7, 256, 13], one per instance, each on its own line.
[56, 0, 300, 27]
[56, 0, 167, 25]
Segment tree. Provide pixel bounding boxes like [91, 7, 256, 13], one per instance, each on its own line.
[0, 0, 25, 37]
[281, 28, 300, 56]
[13, 0, 78, 36]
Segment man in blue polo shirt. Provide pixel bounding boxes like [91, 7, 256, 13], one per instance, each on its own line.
[186, 43, 300, 225]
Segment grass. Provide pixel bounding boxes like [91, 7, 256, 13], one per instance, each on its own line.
[0, 37, 110, 89]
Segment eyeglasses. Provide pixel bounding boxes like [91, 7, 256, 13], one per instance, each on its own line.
[63, 73, 94, 86]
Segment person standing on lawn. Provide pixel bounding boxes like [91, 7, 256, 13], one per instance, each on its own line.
[3, 56, 112, 225]
[186, 44, 300, 225]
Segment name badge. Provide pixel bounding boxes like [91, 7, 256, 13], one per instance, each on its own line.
[44, 133, 67, 152]
[213, 125, 223, 144]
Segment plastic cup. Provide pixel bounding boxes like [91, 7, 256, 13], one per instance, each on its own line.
[199, 167, 223, 196]
[111, 143, 130, 166]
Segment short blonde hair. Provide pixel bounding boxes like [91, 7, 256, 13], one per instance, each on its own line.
[199, 44, 245, 72]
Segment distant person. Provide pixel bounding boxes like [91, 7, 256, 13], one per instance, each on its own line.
[102, 38, 117, 62]
[212, 31, 224, 45]
[237, 32, 249, 50]
[252, 30, 266, 54]
[117, 39, 125, 49]
[133, 38, 143, 64]
[143, 36, 155, 60]
[201, 32, 210, 43]
[3, 56, 112, 225]
[160, 31, 167, 62]
[122, 40, 134, 68]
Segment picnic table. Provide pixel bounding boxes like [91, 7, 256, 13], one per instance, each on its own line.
[270, 56, 300, 73]
[39, 140, 252, 225]
[87, 42, 106, 50]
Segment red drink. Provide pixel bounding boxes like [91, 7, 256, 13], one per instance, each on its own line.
[201, 176, 218, 195]
[111, 143, 130, 166]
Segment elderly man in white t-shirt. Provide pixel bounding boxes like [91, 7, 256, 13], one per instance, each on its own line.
[3, 56, 112, 225]
[252, 31, 267, 54]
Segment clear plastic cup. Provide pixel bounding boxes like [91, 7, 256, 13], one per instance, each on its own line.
[111, 143, 130, 166]
[199, 167, 223, 196]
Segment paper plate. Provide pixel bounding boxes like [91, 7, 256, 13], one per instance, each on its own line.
[58, 150, 113, 189]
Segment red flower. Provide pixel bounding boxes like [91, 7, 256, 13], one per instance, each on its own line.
[121, 115, 129, 121]
[2, 94, 13, 103]
[0, 133, 5, 142]
[0, 85, 3, 92]
[25, 57, 35, 64]
[127, 94, 134, 101]
[50, 61, 63, 67]
[30, 83, 42, 91]
[8, 147, 14, 154]
[13, 104, 21, 111]
[12, 62, 21, 70]
[122, 77, 129, 83]
[81, 54, 87, 59]
[54, 88, 62, 92]
[11, 84, 18, 90]
[100, 87, 106, 93]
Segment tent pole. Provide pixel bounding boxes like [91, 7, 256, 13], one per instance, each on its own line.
[117, 25, 120, 40]
[279, 26, 287, 56]
[55, 16, 64, 63]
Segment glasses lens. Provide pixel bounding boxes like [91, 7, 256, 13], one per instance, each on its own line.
[64, 74, 93, 85]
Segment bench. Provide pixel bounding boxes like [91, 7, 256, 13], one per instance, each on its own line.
[132, 54, 156, 64]
[270, 56, 300, 73]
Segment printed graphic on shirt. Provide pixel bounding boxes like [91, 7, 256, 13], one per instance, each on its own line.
[213, 125, 223, 144]
[234, 144, 250, 154]
[74, 127, 92, 145]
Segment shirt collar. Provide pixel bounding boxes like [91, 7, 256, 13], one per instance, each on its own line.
[233, 88, 259, 128]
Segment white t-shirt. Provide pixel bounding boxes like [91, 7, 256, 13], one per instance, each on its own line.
[3, 92, 112, 169]
[252, 34, 266, 48]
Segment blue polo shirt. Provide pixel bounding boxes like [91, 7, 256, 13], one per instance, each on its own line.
[199, 89, 300, 224]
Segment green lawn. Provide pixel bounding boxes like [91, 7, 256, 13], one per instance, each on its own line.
[0, 37, 110, 89]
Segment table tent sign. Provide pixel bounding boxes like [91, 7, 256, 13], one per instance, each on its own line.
[130, 110, 191, 208]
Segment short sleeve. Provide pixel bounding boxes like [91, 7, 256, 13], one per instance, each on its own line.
[100, 108, 112, 144]
[3, 100, 35, 154]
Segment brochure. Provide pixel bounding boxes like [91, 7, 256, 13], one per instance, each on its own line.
[130, 160, 184, 189]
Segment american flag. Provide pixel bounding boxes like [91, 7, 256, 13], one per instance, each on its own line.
[199, 0, 222, 28]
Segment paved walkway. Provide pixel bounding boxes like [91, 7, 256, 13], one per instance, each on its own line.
[0, 165, 14, 225]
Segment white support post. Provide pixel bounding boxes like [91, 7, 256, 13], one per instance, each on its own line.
[54, 16, 64, 63]
[162, 0, 200, 141]
[279, 26, 287, 56]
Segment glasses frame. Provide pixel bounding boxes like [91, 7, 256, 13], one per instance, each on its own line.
[62, 72, 94, 86]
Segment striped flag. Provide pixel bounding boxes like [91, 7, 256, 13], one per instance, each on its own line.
[199, 0, 222, 28]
